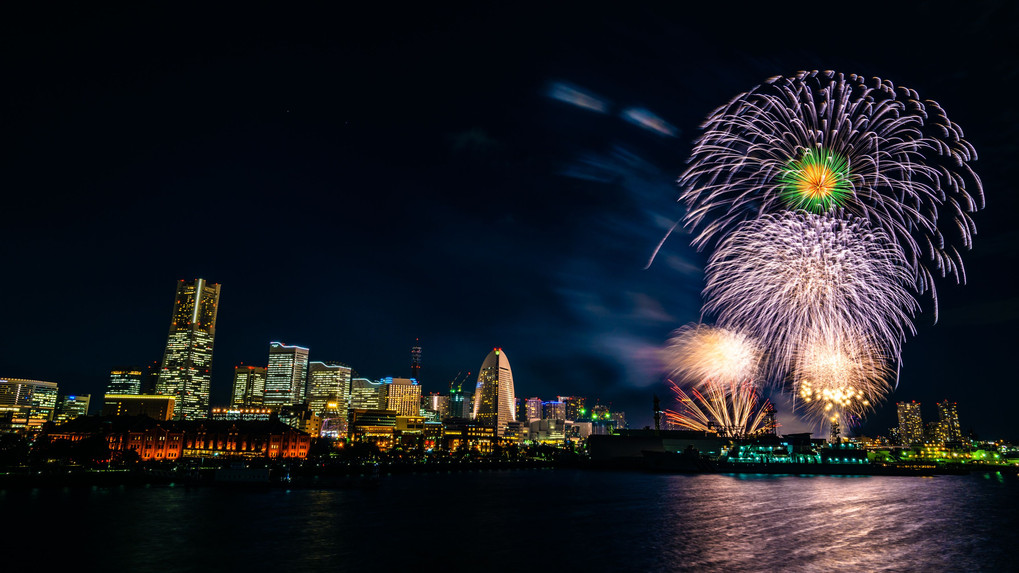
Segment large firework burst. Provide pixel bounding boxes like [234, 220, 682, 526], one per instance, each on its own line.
[665, 379, 775, 439]
[662, 324, 763, 389]
[679, 70, 983, 317]
[703, 211, 917, 379]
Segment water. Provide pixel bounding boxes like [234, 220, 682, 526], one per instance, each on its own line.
[3, 470, 1016, 571]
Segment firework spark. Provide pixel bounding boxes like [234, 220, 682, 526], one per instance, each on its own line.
[677, 70, 983, 317]
[662, 324, 763, 389]
[704, 211, 917, 379]
[792, 331, 893, 427]
[665, 379, 775, 439]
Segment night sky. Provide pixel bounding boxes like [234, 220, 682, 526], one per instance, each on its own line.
[3, 3, 1017, 439]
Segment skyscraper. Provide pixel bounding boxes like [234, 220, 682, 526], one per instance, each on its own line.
[54, 394, 91, 424]
[264, 342, 310, 407]
[231, 365, 267, 406]
[524, 397, 543, 422]
[156, 278, 220, 420]
[896, 401, 924, 446]
[384, 377, 422, 417]
[472, 348, 516, 437]
[349, 377, 385, 410]
[936, 400, 962, 443]
[0, 378, 59, 432]
[107, 368, 143, 395]
[411, 342, 422, 381]
[307, 361, 352, 418]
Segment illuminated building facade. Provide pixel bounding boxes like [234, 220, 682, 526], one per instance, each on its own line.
[349, 409, 397, 449]
[936, 400, 962, 444]
[897, 401, 924, 446]
[210, 407, 273, 421]
[472, 348, 516, 437]
[384, 377, 422, 417]
[107, 368, 143, 395]
[55, 394, 91, 424]
[411, 343, 422, 381]
[524, 397, 543, 421]
[264, 342, 310, 407]
[102, 394, 176, 421]
[156, 278, 221, 420]
[423, 393, 449, 421]
[349, 378, 385, 410]
[0, 378, 59, 432]
[231, 365, 267, 407]
[306, 362, 352, 419]
[559, 396, 586, 421]
[542, 401, 565, 421]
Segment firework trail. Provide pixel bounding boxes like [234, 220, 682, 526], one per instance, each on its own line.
[662, 324, 763, 390]
[792, 330, 893, 428]
[676, 70, 983, 317]
[703, 211, 918, 379]
[665, 379, 775, 439]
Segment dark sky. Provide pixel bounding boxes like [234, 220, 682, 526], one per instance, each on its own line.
[3, 3, 1016, 438]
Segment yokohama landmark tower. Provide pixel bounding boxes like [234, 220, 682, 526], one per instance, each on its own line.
[156, 278, 221, 420]
[472, 348, 516, 437]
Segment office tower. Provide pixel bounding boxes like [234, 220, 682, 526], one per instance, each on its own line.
[543, 401, 566, 421]
[350, 378, 385, 410]
[107, 368, 143, 395]
[0, 378, 59, 432]
[936, 400, 962, 443]
[102, 395, 176, 420]
[55, 394, 91, 424]
[423, 393, 450, 420]
[472, 348, 516, 437]
[141, 361, 161, 394]
[307, 361, 352, 419]
[524, 397, 543, 421]
[384, 377, 422, 417]
[411, 342, 422, 381]
[896, 401, 924, 445]
[264, 342, 310, 407]
[558, 396, 586, 421]
[231, 365, 267, 407]
[156, 278, 220, 420]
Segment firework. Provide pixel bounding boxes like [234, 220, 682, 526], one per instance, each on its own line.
[678, 70, 983, 316]
[664, 379, 774, 439]
[662, 324, 763, 389]
[704, 211, 917, 379]
[792, 331, 893, 427]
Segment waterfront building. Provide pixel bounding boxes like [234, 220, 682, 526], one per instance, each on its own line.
[384, 377, 422, 417]
[936, 400, 962, 444]
[542, 401, 565, 421]
[423, 393, 450, 421]
[277, 404, 322, 438]
[156, 278, 221, 420]
[558, 396, 586, 421]
[472, 348, 516, 437]
[54, 394, 91, 424]
[897, 401, 924, 445]
[264, 342, 310, 407]
[107, 368, 143, 395]
[102, 394, 175, 421]
[306, 362, 352, 420]
[524, 397, 543, 422]
[349, 408, 398, 449]
[0, 378, 59, 432]
[395, 415, 426, 450]
[349, 378, 385, 410]
[231, 365, 267, 407]
[529, 419, 567, 443]
[441, 417, 495, 453]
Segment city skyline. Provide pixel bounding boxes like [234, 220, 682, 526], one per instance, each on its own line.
[2, 3, 1017, 439]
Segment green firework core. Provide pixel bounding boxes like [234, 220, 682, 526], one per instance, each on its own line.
[779, 147, 852, 213]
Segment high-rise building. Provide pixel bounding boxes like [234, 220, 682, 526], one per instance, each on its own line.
[141, 361, 161, 395]
[264, 342, 310, 407]
[156, 278, 220, 420]
[542, 401, 565, 421]
[0, 378, 59, 432]
[349, 378, 385, 411]
[472, 348, 516, 437]
[558, 396, 586, 421]
[231, 365, 267, 407]
[102, 394, 176, 421]
[384, 377, 422, 417]
[524, 397, 543, 422]
[307, 362, 352, 420]
[411, 342, 422, 381]
[896, 401, 924, 445]
[108, 368, 143, 395]
[936, 400, 962, 443]
[423, 393, 450, 420]
[55, 394, 91, 424]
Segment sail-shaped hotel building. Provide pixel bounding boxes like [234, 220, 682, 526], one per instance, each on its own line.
[472, 348, 516, 437]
